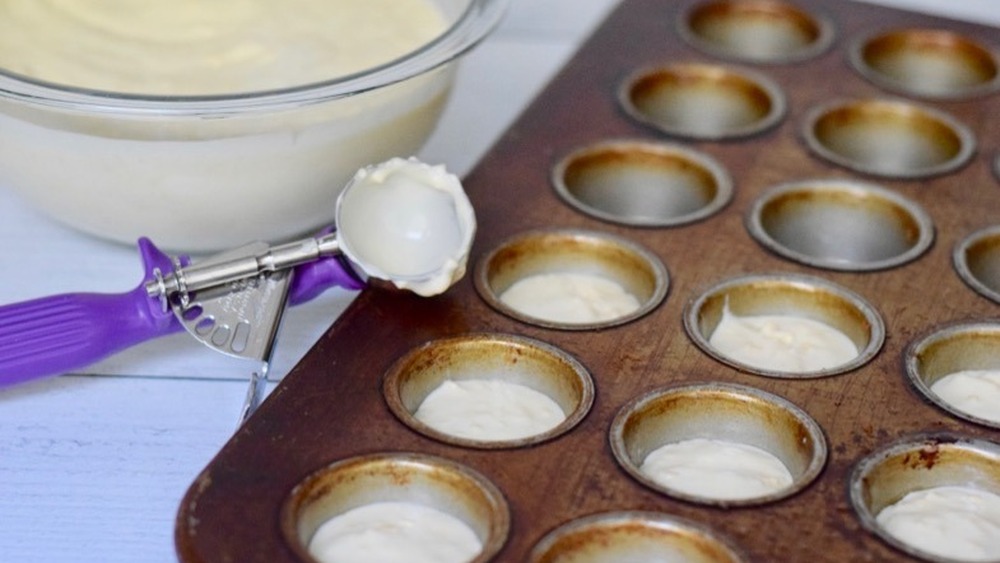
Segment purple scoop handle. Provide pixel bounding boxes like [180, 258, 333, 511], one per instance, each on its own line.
[0, 237, 364, 388]
[0, 286, 180, 387]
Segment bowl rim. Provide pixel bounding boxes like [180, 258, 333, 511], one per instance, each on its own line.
[0, 0, 509, 116]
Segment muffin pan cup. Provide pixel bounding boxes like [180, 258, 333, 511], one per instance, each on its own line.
[746, 179, 934, 271]
[677, 0, 835, 64]
[954, 225, 1000, 305]
[175, 1, 1000, 561]
[551, 139, 734, 226]
[609, 382, 828, 508]
[474, 228, 669, 330]
[382, 333, 595, 449]
[800, 97, 976, 179]
[849, 434, 1000, 562]
[848, 28, 1000, 100]
[529, 510, 747, 562]
[905, 321, 1000, 430]
[618, 63, 786, 141]
[280, 452, 510, 563]
[683, 273, 885, 378]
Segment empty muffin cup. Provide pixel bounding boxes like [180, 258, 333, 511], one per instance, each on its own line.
[678, 0, 834, 64]
[609, 382, 827, 507]
[801, 98, 975, 179]
[684, 273, 884, 378]
[551, 140, 733, 226]
[474, 229, 669, 330]
[849, 434, 1000, 562]
[529, 510, 747, 562]
[281, 452, 510, 563]
[746, 179, 934, 271]
[905, 321, 1000, 429]
[954, 226, 1000, 305]
[618, 64, 786, 140]
[849, 28, 1000, 100]
[383, 333, 594, 449]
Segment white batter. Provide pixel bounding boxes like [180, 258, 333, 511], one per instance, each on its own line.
[499, 272, 641, 324]
[640, 438, 794, 501]
[0, 0, 460, 251]
[337, 158, 476, 296]
[0, 0, 448, 95]
[414, 379, 566, 441]
[930, 369, 1000, 424]
[709, 304, 858, 372]
[308, 501, 482, 563]
[876, 485, 1000, 562]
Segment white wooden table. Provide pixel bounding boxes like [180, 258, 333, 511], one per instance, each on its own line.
[1, 1, 997, 561]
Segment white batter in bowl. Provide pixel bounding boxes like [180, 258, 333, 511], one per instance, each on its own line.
[0, 0, 507, 252]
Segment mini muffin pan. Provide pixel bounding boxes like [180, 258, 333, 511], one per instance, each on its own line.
[176, 1, 1000, 561]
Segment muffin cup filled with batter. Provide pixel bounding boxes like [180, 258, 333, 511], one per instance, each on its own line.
[551, 139, 733, 227]
[848, 28, 1000, 100]
[475, 229, 668, 330]
[609, 382, 827, 507]
[684, 273, 884, 378]
[383, 333, 594, 449]
[528, 510, 747, 563]
[800, 97, 975, 179]
[677, 0, 834, 64]
[618, 64, 786, 141]
[905, 321, 1000, 430]
[849, 434, 1000, 562]
[746, 179, 934, 272]
[954, 226, 1000, 305]
[281, 452, 509, 563]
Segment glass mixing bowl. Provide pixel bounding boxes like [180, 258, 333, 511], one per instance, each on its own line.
[0, 0, 507, 252]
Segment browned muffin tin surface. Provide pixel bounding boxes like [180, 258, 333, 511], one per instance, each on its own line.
[176, 1, 1000, 561]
